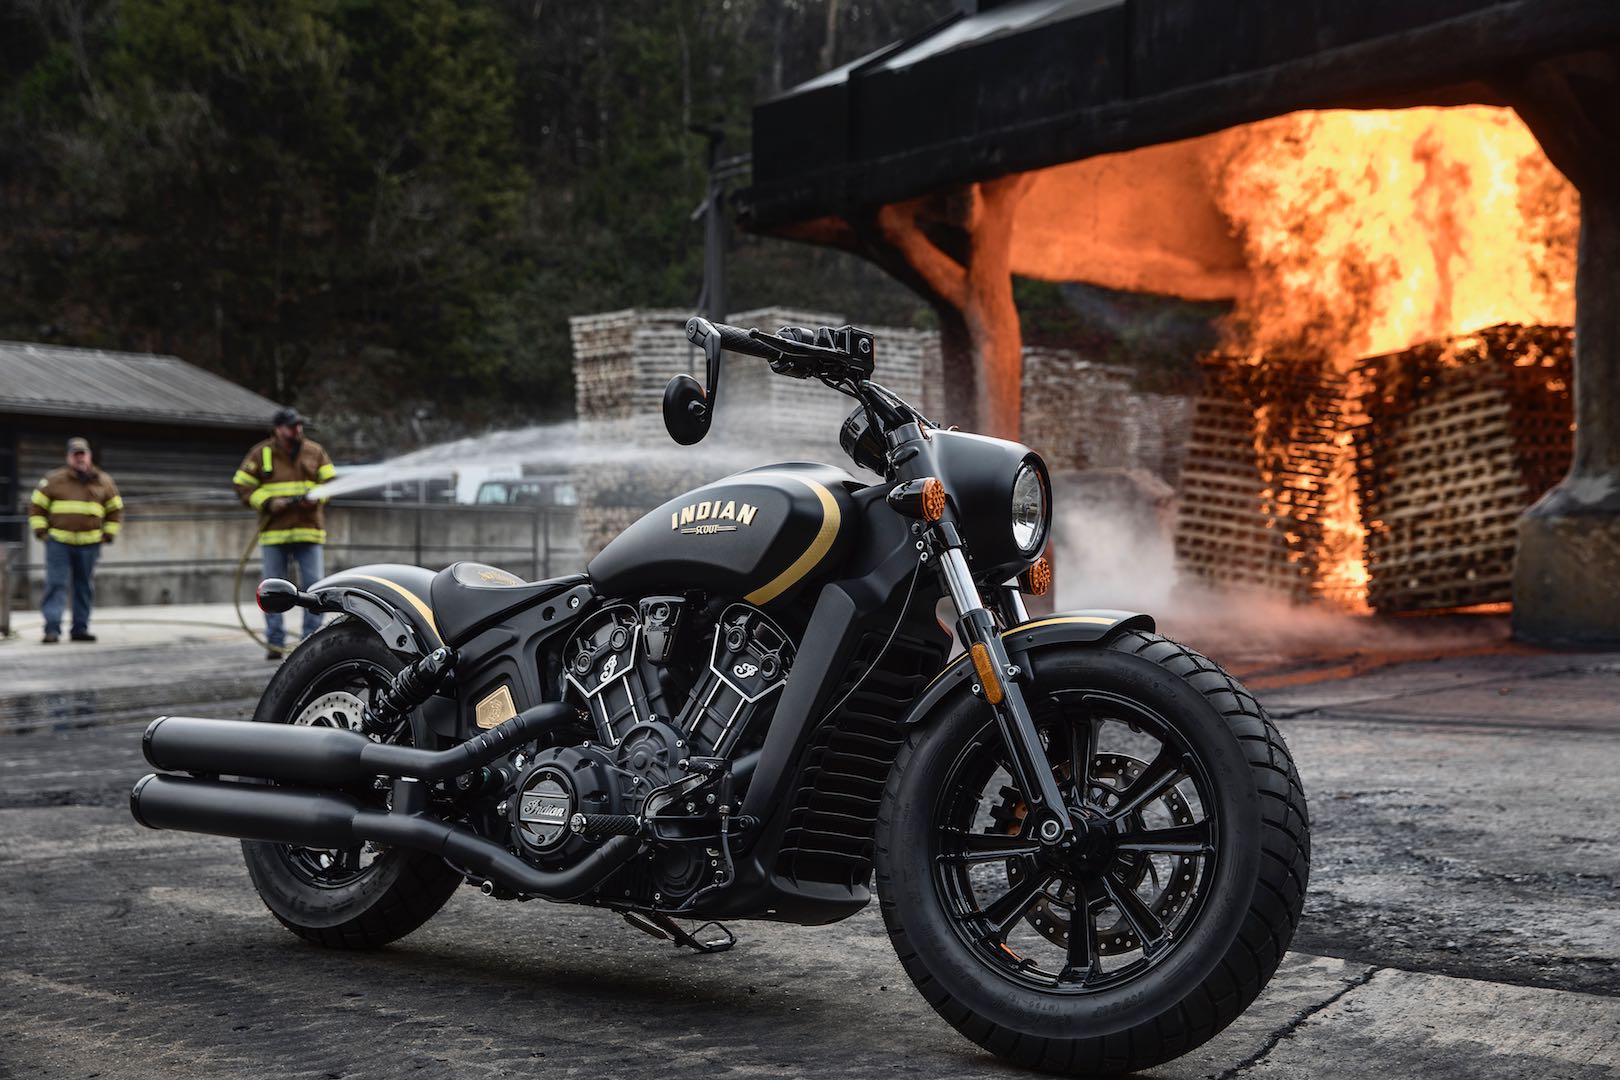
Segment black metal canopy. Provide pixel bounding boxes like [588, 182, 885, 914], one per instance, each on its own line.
[743, 0, 1620, 231]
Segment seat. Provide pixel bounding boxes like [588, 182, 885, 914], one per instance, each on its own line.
[428, 562, 589, 646]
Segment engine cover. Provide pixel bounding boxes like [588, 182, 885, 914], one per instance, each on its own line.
[508, 744, 619, 865]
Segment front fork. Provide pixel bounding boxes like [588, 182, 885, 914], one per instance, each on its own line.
[932, 527, 1076, 846]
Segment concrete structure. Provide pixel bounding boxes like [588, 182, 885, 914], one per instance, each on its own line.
[743, 0, 1620, 645]
[11, 500, 579, 609]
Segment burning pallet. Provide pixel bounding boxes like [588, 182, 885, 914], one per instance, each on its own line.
[1174, 356, 1352, 603]
[1354, 324, 1573, 612]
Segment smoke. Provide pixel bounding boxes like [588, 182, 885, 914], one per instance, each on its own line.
[1050, 487, 1509, 669]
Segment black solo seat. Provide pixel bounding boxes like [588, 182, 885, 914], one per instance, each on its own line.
[428, 562, 590, 647]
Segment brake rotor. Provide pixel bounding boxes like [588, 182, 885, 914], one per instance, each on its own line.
[998, 753, 1198, 956]
[293, 690, 367, 731]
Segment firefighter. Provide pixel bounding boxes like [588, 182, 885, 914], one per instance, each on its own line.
[234, 407, 336, 660]
[29, 436, 123, 643]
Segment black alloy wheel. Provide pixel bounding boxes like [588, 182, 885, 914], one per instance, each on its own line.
[932, 688, 1220, 994]
[876, 631, 1310, 1076]
[241, 620, 462, 948]
[274, 656, 397, 889]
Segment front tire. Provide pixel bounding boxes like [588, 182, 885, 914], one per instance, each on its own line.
[875, 630, 1309, 1075]
[241, 620, 462, 949]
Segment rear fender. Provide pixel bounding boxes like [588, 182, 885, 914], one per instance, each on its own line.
[309, 564, 445, 658]
[901, 610, 1155, 728]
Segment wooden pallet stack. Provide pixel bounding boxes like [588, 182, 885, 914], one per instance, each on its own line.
[1354, 324, 1573, 612]
[1173, 356, 1350, 602]
[1019, 348, 1137, 471]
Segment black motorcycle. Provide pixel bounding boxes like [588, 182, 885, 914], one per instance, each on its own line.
[131, 316, 1309, 1076]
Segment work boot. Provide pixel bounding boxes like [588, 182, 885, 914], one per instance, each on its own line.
[266, 649, 283, 662]
[70, 631, 97, 643]
[42, 631, 59, 644]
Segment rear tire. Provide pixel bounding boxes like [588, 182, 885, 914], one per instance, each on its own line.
[875, 630, 1309, 1075]
[241, 620, 462, 949]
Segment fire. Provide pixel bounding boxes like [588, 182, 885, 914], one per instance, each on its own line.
[1206, 107, 1577, 362]
[1201, 107, 1577, 610]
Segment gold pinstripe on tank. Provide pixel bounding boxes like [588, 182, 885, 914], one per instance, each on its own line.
[744, 476, 841, 606]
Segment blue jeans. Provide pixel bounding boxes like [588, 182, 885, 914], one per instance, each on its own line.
[42, 539, 101, 636]
[262, 542, 325, 647]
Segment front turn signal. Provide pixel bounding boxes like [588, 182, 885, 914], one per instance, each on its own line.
[1021, 555, 1052, 597]
[887, 476, 946, 521]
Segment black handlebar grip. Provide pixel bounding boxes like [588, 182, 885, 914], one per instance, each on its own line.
[686, 314, 778, 359]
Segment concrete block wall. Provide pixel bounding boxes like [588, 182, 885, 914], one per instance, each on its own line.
[12, 501, 581, 608]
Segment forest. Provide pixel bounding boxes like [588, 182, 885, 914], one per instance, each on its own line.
[1, 0, 1212, 454]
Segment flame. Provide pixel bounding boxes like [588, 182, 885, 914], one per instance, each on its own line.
[1206, 107, 1577, 363]
[1200, 107, 1576, 609]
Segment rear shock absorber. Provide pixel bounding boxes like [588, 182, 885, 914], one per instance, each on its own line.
[361, 646, 457, 739]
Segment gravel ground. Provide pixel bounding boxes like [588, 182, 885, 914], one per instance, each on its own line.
[1, 639, 1616, 1079]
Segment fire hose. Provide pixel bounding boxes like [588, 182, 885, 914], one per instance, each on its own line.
[231, 495, 313, 657]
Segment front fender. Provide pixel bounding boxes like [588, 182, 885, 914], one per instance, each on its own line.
[901, 610, 1155, 728]
[309, 564, 445, 658]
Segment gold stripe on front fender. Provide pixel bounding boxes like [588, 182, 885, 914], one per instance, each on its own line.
[1009, 615, 1118, 630]
[347, 574, 443, 643]
[745, 479, 840, 606]
[923, 615, 1121, 691]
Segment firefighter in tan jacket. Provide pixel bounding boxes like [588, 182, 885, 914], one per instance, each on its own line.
[29, 436, 123, 643]
[234, 407, 336, 659]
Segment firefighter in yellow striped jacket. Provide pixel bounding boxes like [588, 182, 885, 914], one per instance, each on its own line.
[234, 408, 337, 660]
[29, 436, 123, 643]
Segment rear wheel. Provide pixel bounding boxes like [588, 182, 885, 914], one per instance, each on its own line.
[241, 620, 462, 948]
[875, 631, 1309, 1075]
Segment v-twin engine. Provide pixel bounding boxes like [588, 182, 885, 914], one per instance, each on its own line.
[563, 600, 794, 760]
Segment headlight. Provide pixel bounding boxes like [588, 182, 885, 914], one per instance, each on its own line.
[1010, 460, 1048, 556]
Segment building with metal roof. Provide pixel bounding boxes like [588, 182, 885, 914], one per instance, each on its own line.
[0, 341, 284, 538]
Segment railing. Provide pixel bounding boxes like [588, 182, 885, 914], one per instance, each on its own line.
[0, 500, 583, 610]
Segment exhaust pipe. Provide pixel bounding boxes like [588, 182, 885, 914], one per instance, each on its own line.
[143, 701, 580, 786]
[130, 773, 638, 902]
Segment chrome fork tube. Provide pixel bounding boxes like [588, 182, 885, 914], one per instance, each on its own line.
[935, 541, 1075, 842]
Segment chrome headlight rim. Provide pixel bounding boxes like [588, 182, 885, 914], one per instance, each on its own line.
[1010, 455, 1051, 558]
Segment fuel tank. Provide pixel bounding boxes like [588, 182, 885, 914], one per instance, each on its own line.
[588, 463, 858, 608]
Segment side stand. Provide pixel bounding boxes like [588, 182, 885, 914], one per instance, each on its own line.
[622, 911, 737, 954]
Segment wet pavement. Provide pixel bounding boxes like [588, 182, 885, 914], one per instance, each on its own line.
[1, 614, 1617, 1078]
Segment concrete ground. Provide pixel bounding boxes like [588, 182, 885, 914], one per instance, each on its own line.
[1, 609, 1616, 1078]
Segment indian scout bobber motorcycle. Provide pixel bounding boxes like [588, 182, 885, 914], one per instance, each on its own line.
[131, 316, 1309, 1076]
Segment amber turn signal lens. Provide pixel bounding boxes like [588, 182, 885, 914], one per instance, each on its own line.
[969, 642, 1004, 705]
[921, 477, 946, 522]
[1022, 555, 1052, 597]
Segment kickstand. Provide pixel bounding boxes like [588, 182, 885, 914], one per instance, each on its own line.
[622, 911, 736, 954]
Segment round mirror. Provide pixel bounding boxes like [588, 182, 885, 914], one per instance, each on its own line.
[662, 374, 710, 445]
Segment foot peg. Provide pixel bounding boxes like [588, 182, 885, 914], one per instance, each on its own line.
[622, 911, 736, 954]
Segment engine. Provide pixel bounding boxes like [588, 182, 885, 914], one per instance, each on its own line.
[562, 599, 793, 759]
[491, 598, 795, 907]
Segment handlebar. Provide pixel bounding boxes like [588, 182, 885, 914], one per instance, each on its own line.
[684, 316, 875, 382]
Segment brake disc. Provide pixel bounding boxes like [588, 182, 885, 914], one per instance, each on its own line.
[292, 690, 367, 731]
[999, 753, 1198, 956]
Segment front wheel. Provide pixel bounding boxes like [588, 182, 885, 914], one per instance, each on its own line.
[875, 630, 1309, 1075]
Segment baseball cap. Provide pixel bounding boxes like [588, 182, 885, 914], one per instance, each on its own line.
[271, 407, 305, 427]
[66, 437, 91, 454]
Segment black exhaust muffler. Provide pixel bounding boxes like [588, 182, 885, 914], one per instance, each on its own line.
[133, 701, 641, 901]
[130, 772, 639, 902]
[143, 701, 579, 785]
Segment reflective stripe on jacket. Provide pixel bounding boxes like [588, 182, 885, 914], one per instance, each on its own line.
[31, 467, 123, 545]
[234, 437, 334, 545]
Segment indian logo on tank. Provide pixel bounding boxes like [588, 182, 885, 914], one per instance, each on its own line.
[670, 498, 758, 535]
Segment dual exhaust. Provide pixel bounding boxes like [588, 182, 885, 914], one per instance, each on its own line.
[130, 704, 639, 902]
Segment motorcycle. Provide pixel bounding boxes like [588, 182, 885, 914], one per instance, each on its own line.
[131, 316, 1309, 1075]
